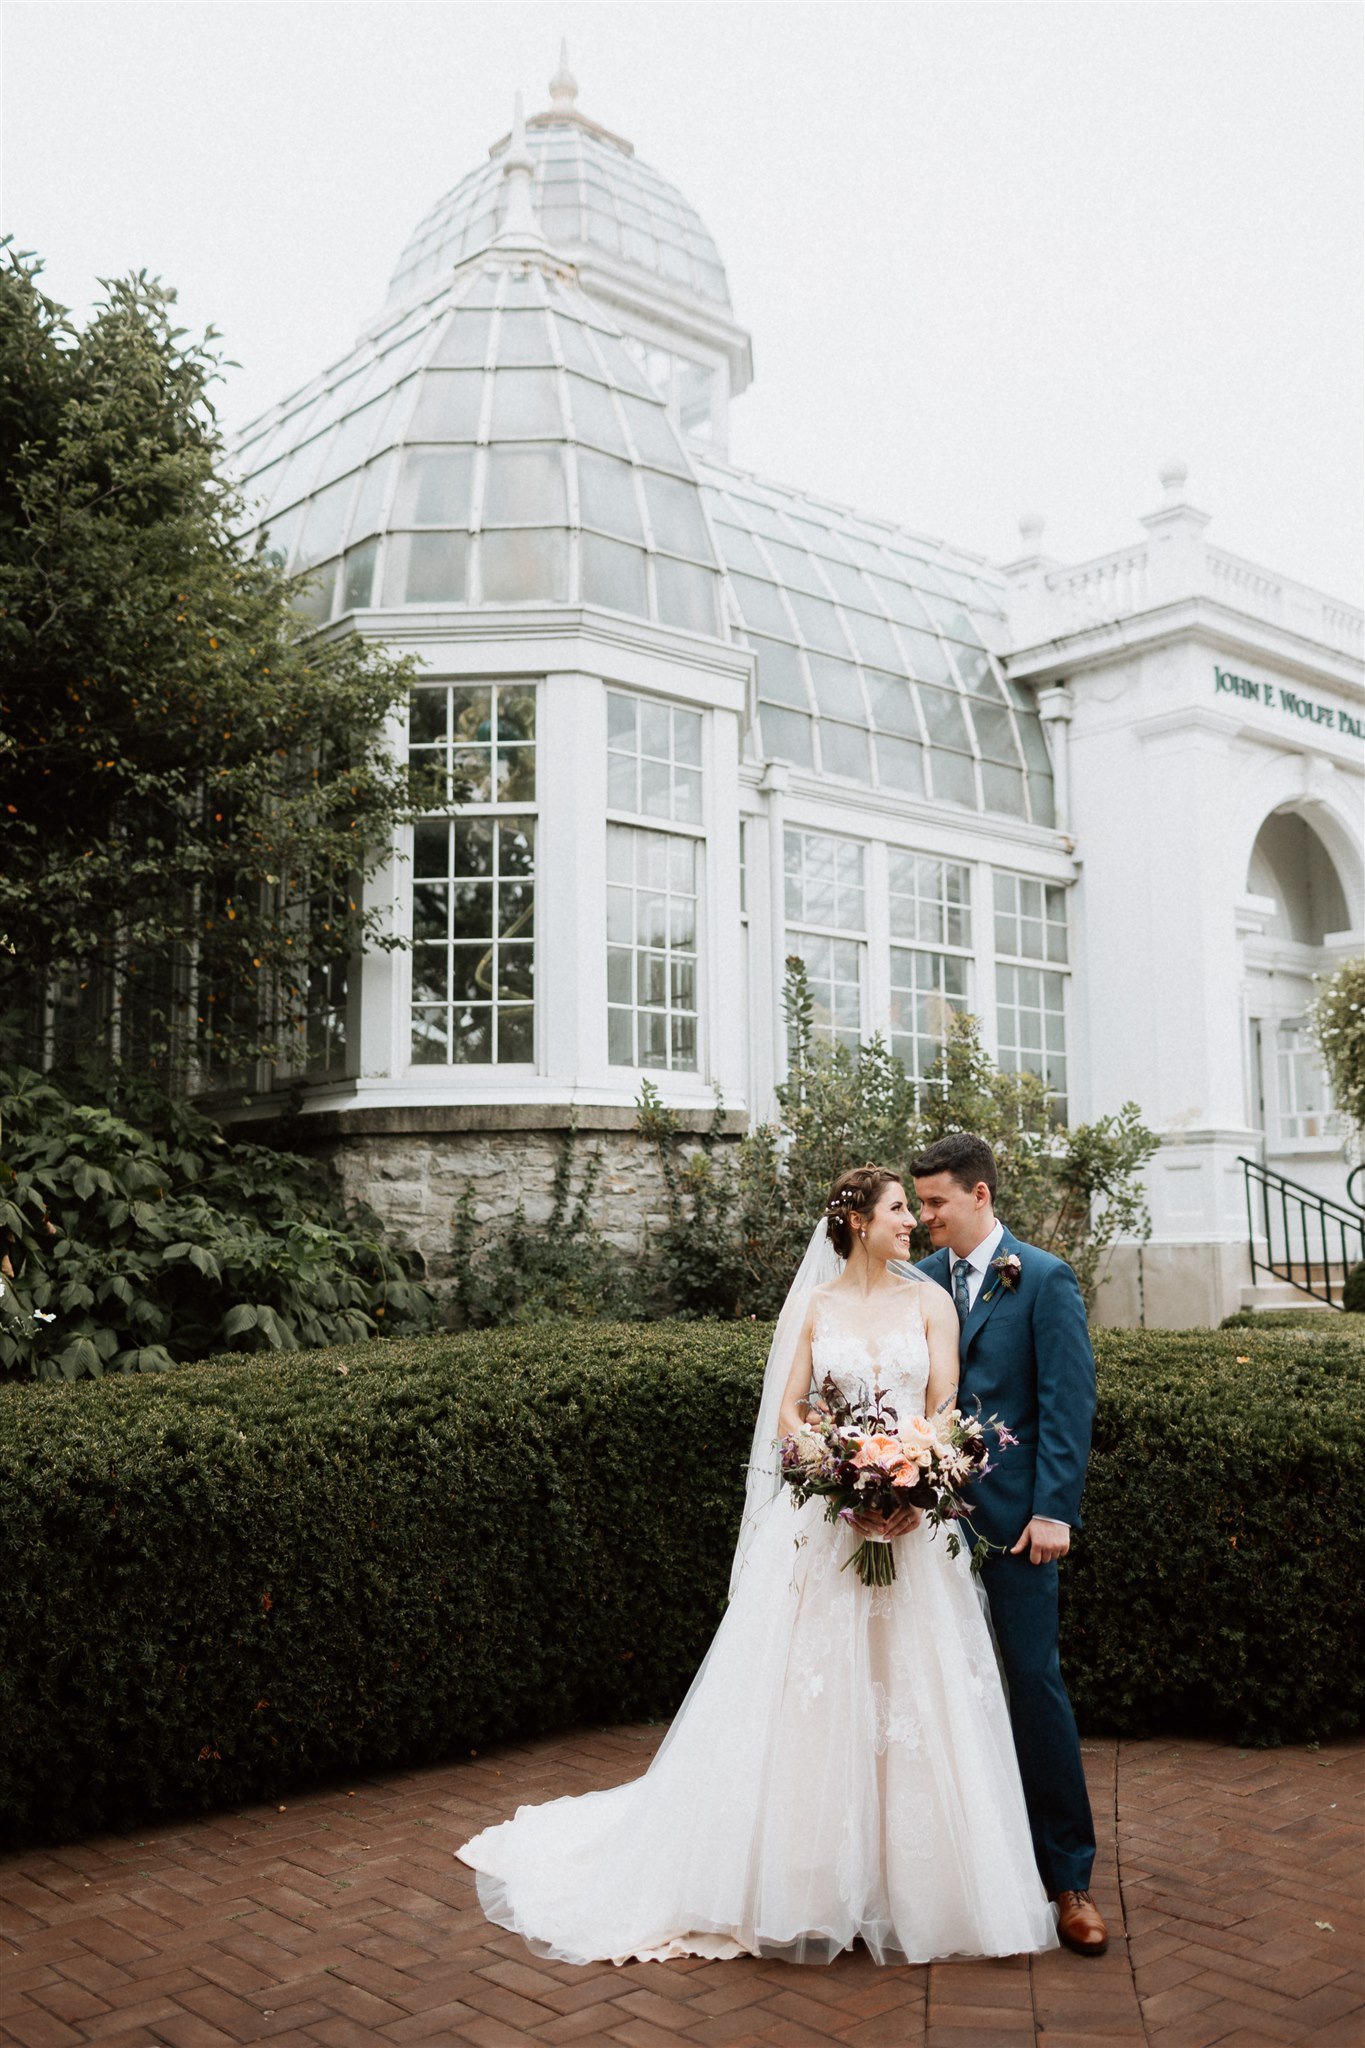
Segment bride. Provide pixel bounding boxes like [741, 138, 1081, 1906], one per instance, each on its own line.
[456, 1163, 1058, 1964]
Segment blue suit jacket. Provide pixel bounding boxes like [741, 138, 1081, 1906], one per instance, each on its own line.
[914, 1227, 1096, 1547]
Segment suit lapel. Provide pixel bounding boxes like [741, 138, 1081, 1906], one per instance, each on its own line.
[960, 1225, 1022, 1357]
[917, 1248, 952, 1294]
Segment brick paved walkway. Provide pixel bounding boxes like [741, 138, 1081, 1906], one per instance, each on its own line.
[1, 1727, 1359, 2048]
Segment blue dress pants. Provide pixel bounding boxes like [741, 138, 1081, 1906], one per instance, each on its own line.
[979, 1549, 1096, 1895]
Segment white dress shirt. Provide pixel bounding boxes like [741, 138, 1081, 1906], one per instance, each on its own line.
[951, 1218, 1005, 1313]
[950, 1220, 1068, 1535]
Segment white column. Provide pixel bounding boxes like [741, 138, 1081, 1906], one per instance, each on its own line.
[1037, 684, 1075, 835]
[742, 805, 772, 1117]
[761, 762, 790, 1087]
[357, 697, 408, 1080]
[536, 671, 608, 1089]
[971, 859, 999, 1061]
[865, 837, 891, 1040]
[704, 705, 746, 1103]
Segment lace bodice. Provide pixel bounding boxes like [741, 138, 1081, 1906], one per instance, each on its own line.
[811, 1280, 931, 1419]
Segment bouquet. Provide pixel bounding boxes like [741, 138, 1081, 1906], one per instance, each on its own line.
[778, 1373, 1016, 1585]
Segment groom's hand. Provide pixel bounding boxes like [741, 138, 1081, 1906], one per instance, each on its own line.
[1010, 1517, 1070, 1565]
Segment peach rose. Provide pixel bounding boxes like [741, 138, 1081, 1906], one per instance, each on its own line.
[852, 1431, 909, 1475]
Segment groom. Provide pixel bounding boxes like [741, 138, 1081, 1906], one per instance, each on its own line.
[907, 1133, 1108, 1958]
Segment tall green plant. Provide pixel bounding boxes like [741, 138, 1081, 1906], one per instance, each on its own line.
[640, 959, 1157, 1316]
[0, 1065, 432, 1379]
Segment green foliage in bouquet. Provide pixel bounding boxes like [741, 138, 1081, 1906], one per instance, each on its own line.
[0, 1317, 1360, 1845]
[0, 1065, 433, 1380]
[1309, 956, 1365, 1136]
[0, 243, 415, 1080]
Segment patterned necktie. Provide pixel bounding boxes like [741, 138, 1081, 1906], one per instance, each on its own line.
[952, 1257, 973, 1324]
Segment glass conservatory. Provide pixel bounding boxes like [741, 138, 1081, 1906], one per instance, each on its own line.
[229, 56, 1071, 1152]
[225, 50, 1364, 1331]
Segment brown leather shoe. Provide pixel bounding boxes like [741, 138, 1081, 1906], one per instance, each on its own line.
[1053, 1888, 1109, 1956]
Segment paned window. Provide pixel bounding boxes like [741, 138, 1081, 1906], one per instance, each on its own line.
[1276, 1020, 1329, 1141]
[996, 965, 1068, 1119]
[621, 336, 716, 441]
[408, 680, 535, 805]
[307, 957, 348, 1080]
[408, 682, 536, 1066]
[607, 691, 703, 825]
[607, 826, 699, 1070]
[993, 871, 1068, 1115]
[890, 949, 968, 1088]
[784, 829, 865, 1049]
[888, 855, 973, 1086]
[993, 872, 1068, 964]
[890, 854, 972, 950]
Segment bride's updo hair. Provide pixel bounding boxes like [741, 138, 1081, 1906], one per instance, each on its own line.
[824, 1164, 903, 1258]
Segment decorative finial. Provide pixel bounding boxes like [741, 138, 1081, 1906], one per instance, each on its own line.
[494, 93, 544, 247]
[507, 92, 531, 172]
[1158, 458, 1189, 501]
[549, 39, 578, 112]
[1018, 511, 1045, 548]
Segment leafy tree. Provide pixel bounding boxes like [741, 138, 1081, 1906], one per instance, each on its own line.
[0, 1064, 433, 1380]
[0, 242, 413, 1083]
[1310, 956, 1365, 1141]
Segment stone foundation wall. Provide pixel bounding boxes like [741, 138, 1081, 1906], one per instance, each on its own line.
[280, 1105, 745, 1299]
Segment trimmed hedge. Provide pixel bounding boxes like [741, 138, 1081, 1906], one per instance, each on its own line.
[1, 1318, 1362, 1846]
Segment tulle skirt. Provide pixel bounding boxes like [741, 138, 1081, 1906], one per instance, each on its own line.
[456, 1494, 1058, 1965]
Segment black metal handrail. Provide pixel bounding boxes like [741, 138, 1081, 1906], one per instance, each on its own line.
[1239, 1156, 1365, 1309]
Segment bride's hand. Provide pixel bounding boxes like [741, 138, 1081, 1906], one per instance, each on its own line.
[851, 1505, 922, 1539]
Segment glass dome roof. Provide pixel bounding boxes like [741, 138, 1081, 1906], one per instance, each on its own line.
[233, 252, 725, 637]
[700, 464, 1055, 828]
[231, 86, 1054, 833]
[386, 112, 731, 315]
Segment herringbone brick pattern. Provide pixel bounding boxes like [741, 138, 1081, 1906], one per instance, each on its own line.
[0, 1728, 1359, 2047]
[1119, 1737, 1364, 2048]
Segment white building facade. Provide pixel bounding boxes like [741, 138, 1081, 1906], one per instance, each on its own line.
[231, 59, 1365, 1325]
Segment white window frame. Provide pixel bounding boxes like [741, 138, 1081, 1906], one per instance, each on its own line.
[783, 826, 868, 1051]
[885, 851, 975, 1092]
[604, 688, 708, 1076]
[406, 678, 539, 1071]
[992, 868, 1071, 1118]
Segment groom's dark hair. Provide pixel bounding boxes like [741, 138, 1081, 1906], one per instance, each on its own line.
[908, 1134, 998, 1199]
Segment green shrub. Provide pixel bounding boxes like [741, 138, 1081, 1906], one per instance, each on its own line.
[0, 1065, 434, 1379]
[1063, 1326, 1365, 1744]
[1343, 1263, 1365, 1315]
[1220, 1307, 1340, 1330]
[0, 1320, 1360, 1845]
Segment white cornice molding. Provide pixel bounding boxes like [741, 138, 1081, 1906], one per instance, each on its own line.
[322, 604, 754, 705]
[1122, 702, 1364, 775]
[1005, 596, 1364, 697]
[737, 763, 1077, 874]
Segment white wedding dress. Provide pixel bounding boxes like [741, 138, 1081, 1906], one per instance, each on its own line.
[457, 1278, 1058, 1964]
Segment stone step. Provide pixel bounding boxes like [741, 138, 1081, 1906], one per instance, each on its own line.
[1240, 1279, 1339, 1311]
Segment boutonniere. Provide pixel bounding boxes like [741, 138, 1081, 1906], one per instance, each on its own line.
[981, 1252, 1022, 1303]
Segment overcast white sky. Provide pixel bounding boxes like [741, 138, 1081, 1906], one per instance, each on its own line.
[3, 0, 1361, 598]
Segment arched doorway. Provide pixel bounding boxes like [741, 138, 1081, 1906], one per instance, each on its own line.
[1242, 807, 1352, 1171]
